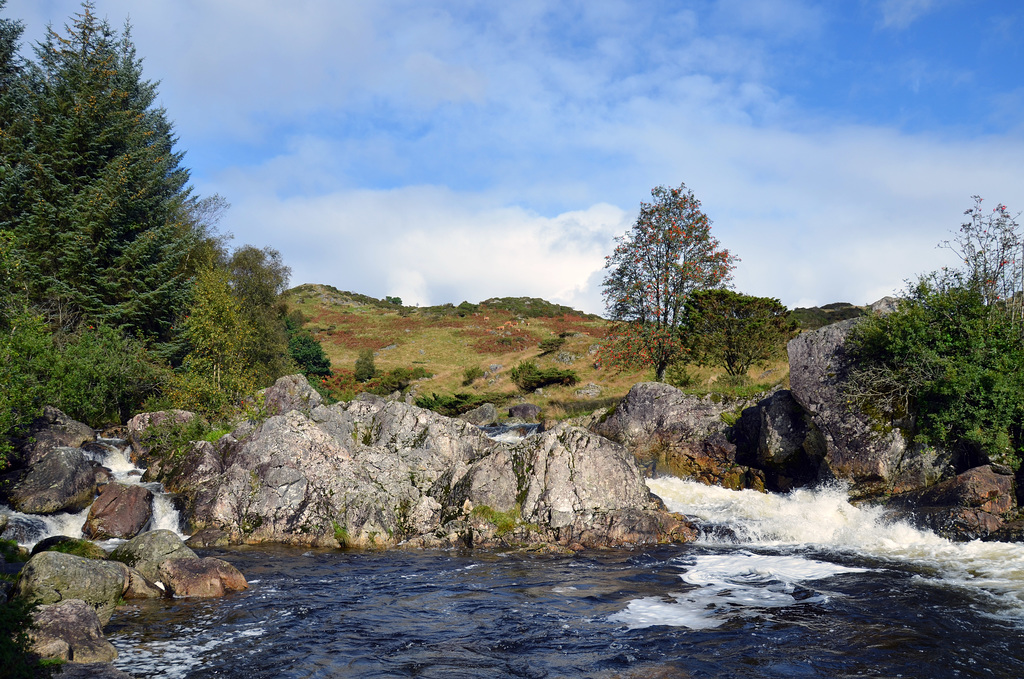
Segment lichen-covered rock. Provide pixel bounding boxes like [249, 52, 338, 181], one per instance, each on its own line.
[185, 389, 691, 550]
[157, 557, 248, 597]
[15, 551, 129, 624]
[8, 447, 101, 514]
[21, 407, 95, 467]
[30, 599, 117, 663]
[83, 483, 153, 540]
[787, 319, 956, 498]
[732, 390, 820, 492]
[108, 529, 197, 583]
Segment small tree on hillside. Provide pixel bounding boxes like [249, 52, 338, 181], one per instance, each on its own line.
[354, 349, 377, 382]
[602, 182, 736, 380]
[684, 290, 794, 377]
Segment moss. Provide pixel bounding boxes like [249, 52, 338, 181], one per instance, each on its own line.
[47, 539, 108, 560]
[332, 521, 350, 547]
[471, 504, 521, 535]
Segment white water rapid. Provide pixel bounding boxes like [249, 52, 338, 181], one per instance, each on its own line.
[610, 477, 1024, 630]
[1, 439, 186, 549]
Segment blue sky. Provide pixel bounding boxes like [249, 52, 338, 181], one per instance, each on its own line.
[7, 0, 1024, 313]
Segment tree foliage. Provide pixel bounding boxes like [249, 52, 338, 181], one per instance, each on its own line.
[602, 183, 735, 380]
[845, 198, 1024, 470]
[354, 348, 377, 383]
[684, 290, 794, 377]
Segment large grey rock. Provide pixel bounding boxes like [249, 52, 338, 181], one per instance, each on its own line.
[508, 404, 542, 422]
[185, 392, 692, 549]
[262, 373, 323, 417]
[732, 390, 820, 492]
[83, 483, 153, 540]
[15, 551, 129, 625]
[22, 407, 95, 466]
[30, 598, 117, 663]
[108, 529, 197, 583]
[787, 319, 955, 498]
[590, 382, 764, 490]
[8, 447, 101, 514]
[459, 403, 498, 426]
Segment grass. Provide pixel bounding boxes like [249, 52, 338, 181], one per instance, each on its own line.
[282, 284, 792, 418]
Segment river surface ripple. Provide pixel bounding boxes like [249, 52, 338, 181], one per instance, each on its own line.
[107, 478, 1024, 678]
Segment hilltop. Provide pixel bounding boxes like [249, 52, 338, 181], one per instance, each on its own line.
[281, 284, 865, 418]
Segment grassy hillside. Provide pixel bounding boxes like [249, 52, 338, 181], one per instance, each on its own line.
[283, 283, 795, 420]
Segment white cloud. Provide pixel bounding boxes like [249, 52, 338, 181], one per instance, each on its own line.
[877, 0, 947, 29]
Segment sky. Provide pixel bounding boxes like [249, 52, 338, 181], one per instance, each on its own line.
[6, 0, 1024, 314]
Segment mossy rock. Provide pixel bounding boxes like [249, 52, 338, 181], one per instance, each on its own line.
[31, 536, 108, 560]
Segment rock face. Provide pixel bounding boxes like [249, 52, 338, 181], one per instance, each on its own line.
[262, 373, 323, 417]
[787, 319, 955, 498]
[8, 447, 101, 514]
[886, 465, 1017, 540]
[731, 390, 821, 492]
[16, 551, 129, 624]
[180, 376, 692, 549]
[83, 483, 153, 539]
[30, 599, 117, 663]
[590, 382, 764, 490]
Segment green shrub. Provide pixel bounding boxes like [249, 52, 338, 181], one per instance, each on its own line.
[0, 596, 53, 678]
[509, 361, 578, 391]
[415, 392, 506, 417]
[538, 337, 566, 354]
[354, 349, 377, 382]
[462, 366, 485, 386]
[288, 331, 332, 378]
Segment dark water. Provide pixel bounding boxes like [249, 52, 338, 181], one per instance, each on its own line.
[107, 543, 1024, 679]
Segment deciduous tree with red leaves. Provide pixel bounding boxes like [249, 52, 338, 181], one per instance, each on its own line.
[601, 183, 736, 381]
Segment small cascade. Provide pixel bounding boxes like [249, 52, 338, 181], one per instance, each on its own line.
[2, 439, 187, 549]
[481, 422, 543, 442]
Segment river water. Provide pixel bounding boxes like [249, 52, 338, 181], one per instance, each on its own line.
[102, 477, 1024, 679]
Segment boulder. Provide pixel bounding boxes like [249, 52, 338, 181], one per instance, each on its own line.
[591, 382, 764, 490]
[459, 403, 498, 426]
[787, 319, 956, 498]
[108, 529, 197, 583]
[157, 557, 248, 597]
[886, 465, 1017, 540]
[21, 407, 95, 467]
[508, 404, 542, 422]
[15, 551, 128, 624]
[732, 390, 820, 492]
[83, 483, 153, 539]
[262, 373, 323, 417]
[30, 599, 117, 663]
[8, 447, 101, 514]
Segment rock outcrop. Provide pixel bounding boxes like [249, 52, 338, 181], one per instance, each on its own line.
[590, 382, 765, 490]
[731, 389, 821, 492]
[178, 375, 693, 549]
[7, 447, 102, 514]
[787, 319, 956, 498]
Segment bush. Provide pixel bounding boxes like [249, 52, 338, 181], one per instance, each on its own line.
[288, 331, 332, 377]
[354, 349, 377, 382]
[538, 337, 566, 354]
[845, 278, 1024, 469]
[414, 392, 506, 417]
[509, 361, 578, 391]
[462, 366, 485, 386]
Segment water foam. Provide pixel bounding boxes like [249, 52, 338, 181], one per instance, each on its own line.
[646, 477, 1024, 619]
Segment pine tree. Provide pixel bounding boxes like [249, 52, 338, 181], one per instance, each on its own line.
[4, 2, 204, 341]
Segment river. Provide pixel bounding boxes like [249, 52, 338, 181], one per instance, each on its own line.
[102, 477, 1024, 678]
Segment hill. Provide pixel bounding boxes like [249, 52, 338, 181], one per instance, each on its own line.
[282, 284, 812, 419]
